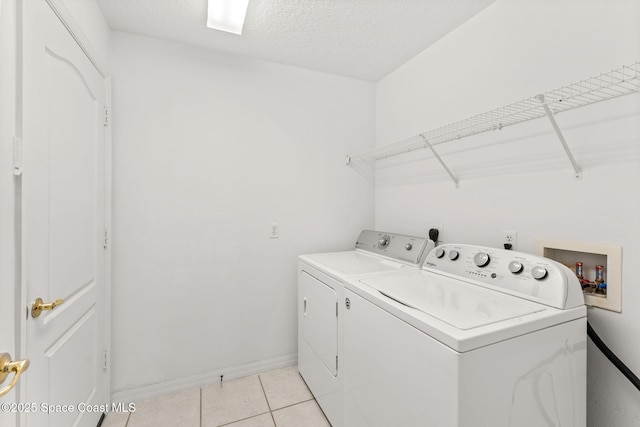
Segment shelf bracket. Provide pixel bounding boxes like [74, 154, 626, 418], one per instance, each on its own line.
[537, 95, 583, 180]
[420, 135, 459, 188]
[345, 155, 375, 185]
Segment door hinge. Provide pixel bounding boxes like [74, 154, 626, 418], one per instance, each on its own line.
[336, 302, 338, 317]
[336, 355, 338, 371]
[104, 106, 110, 127]
[103, 350, 109, 371]
[13, 137, 23, 176]
[103, 229, 110, 249]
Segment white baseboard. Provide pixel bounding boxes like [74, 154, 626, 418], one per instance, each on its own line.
[111, 353, 298, 404]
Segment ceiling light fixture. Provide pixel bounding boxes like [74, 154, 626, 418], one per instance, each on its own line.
[207, 0, 250, 35]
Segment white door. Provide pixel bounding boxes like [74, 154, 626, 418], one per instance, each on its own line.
[22, 0, 108, 426]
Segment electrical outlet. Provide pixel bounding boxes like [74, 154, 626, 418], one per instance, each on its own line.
[503, 230, 517, 250]
[270, 223, 279, 239]
[429, 225, 443, 244]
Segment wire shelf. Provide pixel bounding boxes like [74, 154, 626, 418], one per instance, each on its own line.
[348, 62, 640, 164]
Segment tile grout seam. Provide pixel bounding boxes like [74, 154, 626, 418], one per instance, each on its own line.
[214, 397, 317, 427]
[257, 374, 277, 426]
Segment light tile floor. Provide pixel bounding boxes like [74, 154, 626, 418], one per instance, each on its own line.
[101, 366, 330, 427]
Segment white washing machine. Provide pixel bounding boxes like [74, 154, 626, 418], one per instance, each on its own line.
[343, 244, 586, 427]
[298, 230, 435, 427]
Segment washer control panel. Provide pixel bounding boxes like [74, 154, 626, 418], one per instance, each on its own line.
[423, 244, 584, 309]
[355, 230, 434, 265]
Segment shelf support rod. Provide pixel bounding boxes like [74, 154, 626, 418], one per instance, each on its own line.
[420, 135, 459, 188]
[537, 95, 583, 179]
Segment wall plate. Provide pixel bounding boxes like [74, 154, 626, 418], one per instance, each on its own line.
[535, 239, 622, 312]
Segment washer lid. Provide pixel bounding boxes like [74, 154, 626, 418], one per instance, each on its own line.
[360, 270, 545, 330]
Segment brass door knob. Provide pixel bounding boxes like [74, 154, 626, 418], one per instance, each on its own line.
[31, 297, 64, 318]
[0, 353, 30, 397]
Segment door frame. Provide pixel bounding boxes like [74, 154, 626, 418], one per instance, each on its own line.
[0, 2, 18, 425]
[15, 0, 112, 412]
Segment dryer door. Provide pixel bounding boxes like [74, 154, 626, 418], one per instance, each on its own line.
[299, 272, 338, 376]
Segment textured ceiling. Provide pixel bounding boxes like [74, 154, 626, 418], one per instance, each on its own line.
[96, 0, 494, 82]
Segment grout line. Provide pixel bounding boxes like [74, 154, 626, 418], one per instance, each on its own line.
[200, 387, 203, 427]
[257, 374, 272, 412]
[271, 397, 316, 413]
[216, 411, 271, 427]
[257, 374, 277, 426]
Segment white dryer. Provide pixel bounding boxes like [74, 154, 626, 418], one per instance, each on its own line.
[298, 230, 434, 427]
[343, 244, 586, 427]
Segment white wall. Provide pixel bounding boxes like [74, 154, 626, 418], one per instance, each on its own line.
[375, 1, 640, 426]
[110, 32, 374, 398]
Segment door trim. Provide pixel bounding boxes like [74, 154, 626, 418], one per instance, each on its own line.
[44, 0, 108, 77]
[104, 75, 113, 398]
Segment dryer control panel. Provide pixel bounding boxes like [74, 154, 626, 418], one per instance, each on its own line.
[423, 244, 585, 310]
[355, 230, 433, 266]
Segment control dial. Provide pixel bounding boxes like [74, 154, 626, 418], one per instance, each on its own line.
[435, 248, 445, 258]
[508, 261, 524, 274]
[474, 252, 491, 267]
[531, 266, 548, 280]
[378, 235, 390, 249]
[405, 243, 413, 251]
[449, 250, 460, 261]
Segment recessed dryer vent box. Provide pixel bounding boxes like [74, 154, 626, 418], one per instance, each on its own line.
[535, 239, 622, 312]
